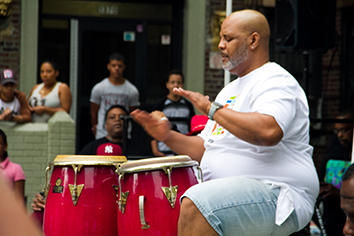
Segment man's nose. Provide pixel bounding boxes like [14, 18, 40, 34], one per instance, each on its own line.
[218, 39, 225, 50]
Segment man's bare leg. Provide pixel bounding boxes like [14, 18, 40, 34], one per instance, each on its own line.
[178, 197, 219, 236]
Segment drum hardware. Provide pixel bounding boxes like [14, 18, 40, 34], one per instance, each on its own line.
[113, 185, 119, 199]
[116, 156, 200, 236]
[161, 167, 178, 208]
[116, 171, 129, 214]
[197, 166, 203, 183]
[40, 166, 52, 200]
[139, 196, 150, 229]
[68, 164, 84, 206]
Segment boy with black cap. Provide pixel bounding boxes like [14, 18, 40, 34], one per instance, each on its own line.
[0, 69, 31, 123]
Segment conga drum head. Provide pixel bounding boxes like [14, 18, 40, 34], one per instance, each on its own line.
[43, 155, 127, 236]
[117, 155, 199, 236]
[117, 155, 197, 174]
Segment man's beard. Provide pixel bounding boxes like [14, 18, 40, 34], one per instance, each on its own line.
[222, 40, 249, 71]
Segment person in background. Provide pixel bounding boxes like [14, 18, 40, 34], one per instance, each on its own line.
[340, 163, 354, 235]
[151, 70, 195, 156]
[317, 108, 354, 236]
[132, 9, 318, 235]
[186, 115, 209, 136]
[28, 60, 72, 122]
[80, 104, 151, 157]
[90, 52, 140, 139]
[0, 69, 31, 123]
[0, 129, 25, 204]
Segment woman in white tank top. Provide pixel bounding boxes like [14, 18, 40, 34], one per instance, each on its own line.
[28, 60, 72, 122]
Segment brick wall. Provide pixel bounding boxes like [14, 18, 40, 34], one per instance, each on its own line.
[1, 111, 76, 212]
[0, 0, 21, 74]
[311, 7, 344, 170]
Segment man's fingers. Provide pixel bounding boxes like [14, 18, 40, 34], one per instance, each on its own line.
[173, 87, 188, 97]
[131, 109, 157, 128]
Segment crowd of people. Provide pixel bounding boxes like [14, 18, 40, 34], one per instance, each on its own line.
[1, 8, 354, 236]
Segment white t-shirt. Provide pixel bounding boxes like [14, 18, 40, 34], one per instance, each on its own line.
[0, 97, 20, 116]
[199, 62, 319, 228]
[90, 78, 140, 139]
[28, 82, 61, 122]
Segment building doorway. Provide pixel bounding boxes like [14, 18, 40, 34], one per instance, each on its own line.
[38, 0, 184, 152]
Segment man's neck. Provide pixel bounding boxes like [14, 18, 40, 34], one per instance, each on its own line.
[0, 93, 13, 103]
[106, 135, 123, 143]
[108, 76, 125, 85]
[167, 93, 181, 102]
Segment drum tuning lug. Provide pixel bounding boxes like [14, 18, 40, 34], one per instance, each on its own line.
[118, 191, 129, 214]
[112, 185, 119, 198]
[162, 167, 178, 208]
[68, 165, 84, 206]
[162, 186, 178, 208]
[69, 184, 84, 206]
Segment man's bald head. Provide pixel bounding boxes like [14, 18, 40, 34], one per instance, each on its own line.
[226, 9, 270, 48]
[218, 9, 270, 76]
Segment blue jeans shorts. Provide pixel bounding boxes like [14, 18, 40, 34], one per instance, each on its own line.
[181, 176, 299, 236]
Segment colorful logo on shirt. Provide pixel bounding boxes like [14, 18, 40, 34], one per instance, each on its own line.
[211, 94, 240, 136]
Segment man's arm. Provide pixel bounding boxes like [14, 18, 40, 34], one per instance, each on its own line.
[90, 102, 100, 136]
[151, 139, 165, 157]
[173, 88, 283, 146]
[129, 106, 138, 113]
[131, 109, 205, 162]
[15, 91, 31, 123]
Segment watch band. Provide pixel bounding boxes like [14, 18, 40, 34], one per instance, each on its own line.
[208, 102, 223, 120]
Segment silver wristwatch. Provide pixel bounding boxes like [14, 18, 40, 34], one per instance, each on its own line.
[208, 102, 223, 120]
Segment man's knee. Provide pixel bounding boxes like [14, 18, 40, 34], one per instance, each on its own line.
[180, 197, 197, 220]
[178, 197, 219, 236]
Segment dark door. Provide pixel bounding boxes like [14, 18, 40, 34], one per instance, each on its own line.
[77, 19, 146, 152]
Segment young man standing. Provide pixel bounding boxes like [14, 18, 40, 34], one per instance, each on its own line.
[151, 70, 195, 156]
[90, 52, 140, 139]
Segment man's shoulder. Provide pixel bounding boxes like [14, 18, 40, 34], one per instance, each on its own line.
[79, 137, 107, 154]
[152, 96, 168, 111]
[92, 78, 109, 89]
[14, 90, 26, 98]
[123, 79, 139, 90]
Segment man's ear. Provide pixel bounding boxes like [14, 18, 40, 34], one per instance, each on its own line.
[249, 32, 260, 50]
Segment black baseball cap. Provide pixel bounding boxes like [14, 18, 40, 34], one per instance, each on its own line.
[0, 69, 17, 85]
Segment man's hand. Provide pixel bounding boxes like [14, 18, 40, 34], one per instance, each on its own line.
[31, 193, 46, 211]
[131, 109, 172, 142]
[0, 108, 13, 121]
[319, 182, 340, 198]
[173, 88, 211, 115]
[91, 124, 97, 137]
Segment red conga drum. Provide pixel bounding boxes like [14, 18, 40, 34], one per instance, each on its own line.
[42, 155, 127, 236]
[116, 155, 200, 236]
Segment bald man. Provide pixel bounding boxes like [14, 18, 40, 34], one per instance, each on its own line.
[132, 9, 318, 236]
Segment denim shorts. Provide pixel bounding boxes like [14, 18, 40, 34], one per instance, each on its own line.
[181, 176, 299, 236]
